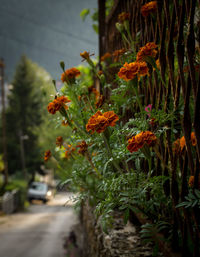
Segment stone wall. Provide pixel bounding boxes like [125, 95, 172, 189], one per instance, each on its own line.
[81, 201, 158, 257]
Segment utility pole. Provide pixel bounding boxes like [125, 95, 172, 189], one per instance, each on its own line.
[0, 58, 8, 185]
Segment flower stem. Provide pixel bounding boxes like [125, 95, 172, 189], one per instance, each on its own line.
[102, 132, 122, 173]
[85, 152, 102, 178]
[132, 85, 143, 113]
[86, 95, 95, 113]
[61, 109, 88, 137]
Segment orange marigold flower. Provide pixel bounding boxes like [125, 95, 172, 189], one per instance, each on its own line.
[141, 1, 157, 18]
[44, 150, 51, 162]
[127, 131, 157, 153]
[61, 67, 80, 83]
[113, 48, 126, 62]
[142, 131, 157, 146]
[103, 111, 120, 127]
[135, 132, 146, 147]
[180, 136, 186, 151]
[100, 52, 112, 62]
[47, 96, 71, 115]
[118, 62, 140, 81]
[57, 95, 70, 104]
[56, 136, 63, 148]
[86, 110, 119, 133]
[86, 111, 108, 134]
[188, 176, 194, 188]
[127, 136, 140, 152]
[118, 12, 130, 23]
[77, 141, 88, 155]
[138, 61, 149, 79]
[118, 61, 149, 81]
[191, 132, 197, 146]
[80, 51, 90, 60]
[47, 102, 58, 114]
[136, 42, 158, 62]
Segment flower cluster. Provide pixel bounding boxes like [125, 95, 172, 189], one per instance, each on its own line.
[118, 61, 149, 81]
[47, 96, 71, 115]
[76, 141, 88, 155]
[86, 110, 119, 133]
[141, 1, 157, 18]
[127, 131, 157, 153]
[173, 132, 197, 155]
[136, 42, 158, 62]
[44, 150, 51, 162]
[61, 67, 80, 83]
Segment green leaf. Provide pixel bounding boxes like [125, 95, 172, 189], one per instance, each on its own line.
[123, 208, 129, 224]
[103, 159, 112, 174]
[80, 8, 90, 21]
[192, 200, 198, 207]
[194, 189, 200, 198]
[176, 202, 187, 208]
[92, 24, 99, 34]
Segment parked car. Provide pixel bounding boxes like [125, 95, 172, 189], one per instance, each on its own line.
[27, 182, 53, 203]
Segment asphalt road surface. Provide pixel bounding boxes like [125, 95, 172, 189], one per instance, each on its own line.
[0, 193, 78, 257]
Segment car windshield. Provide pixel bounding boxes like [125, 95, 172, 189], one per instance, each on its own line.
[30, 183, 47, 191]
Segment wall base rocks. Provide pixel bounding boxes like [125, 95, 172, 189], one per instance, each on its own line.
[80, 201, 160, 257]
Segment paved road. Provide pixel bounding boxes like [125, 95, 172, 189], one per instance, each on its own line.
[0, 193, 78, 257]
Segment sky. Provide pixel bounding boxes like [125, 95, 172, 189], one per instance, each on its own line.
[0, 0, 98, 82]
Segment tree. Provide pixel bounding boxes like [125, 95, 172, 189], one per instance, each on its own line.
[5, 56, 50, 179]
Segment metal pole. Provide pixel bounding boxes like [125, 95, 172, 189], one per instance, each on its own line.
[0, 58, 8, 185]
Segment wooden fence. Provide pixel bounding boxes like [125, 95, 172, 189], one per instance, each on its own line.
[98, 0, 200, 256]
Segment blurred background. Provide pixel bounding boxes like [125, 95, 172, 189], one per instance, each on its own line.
[0, 0, 98, 191]
[0, 0, 98, 80]
[0, 2, 98, 256]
